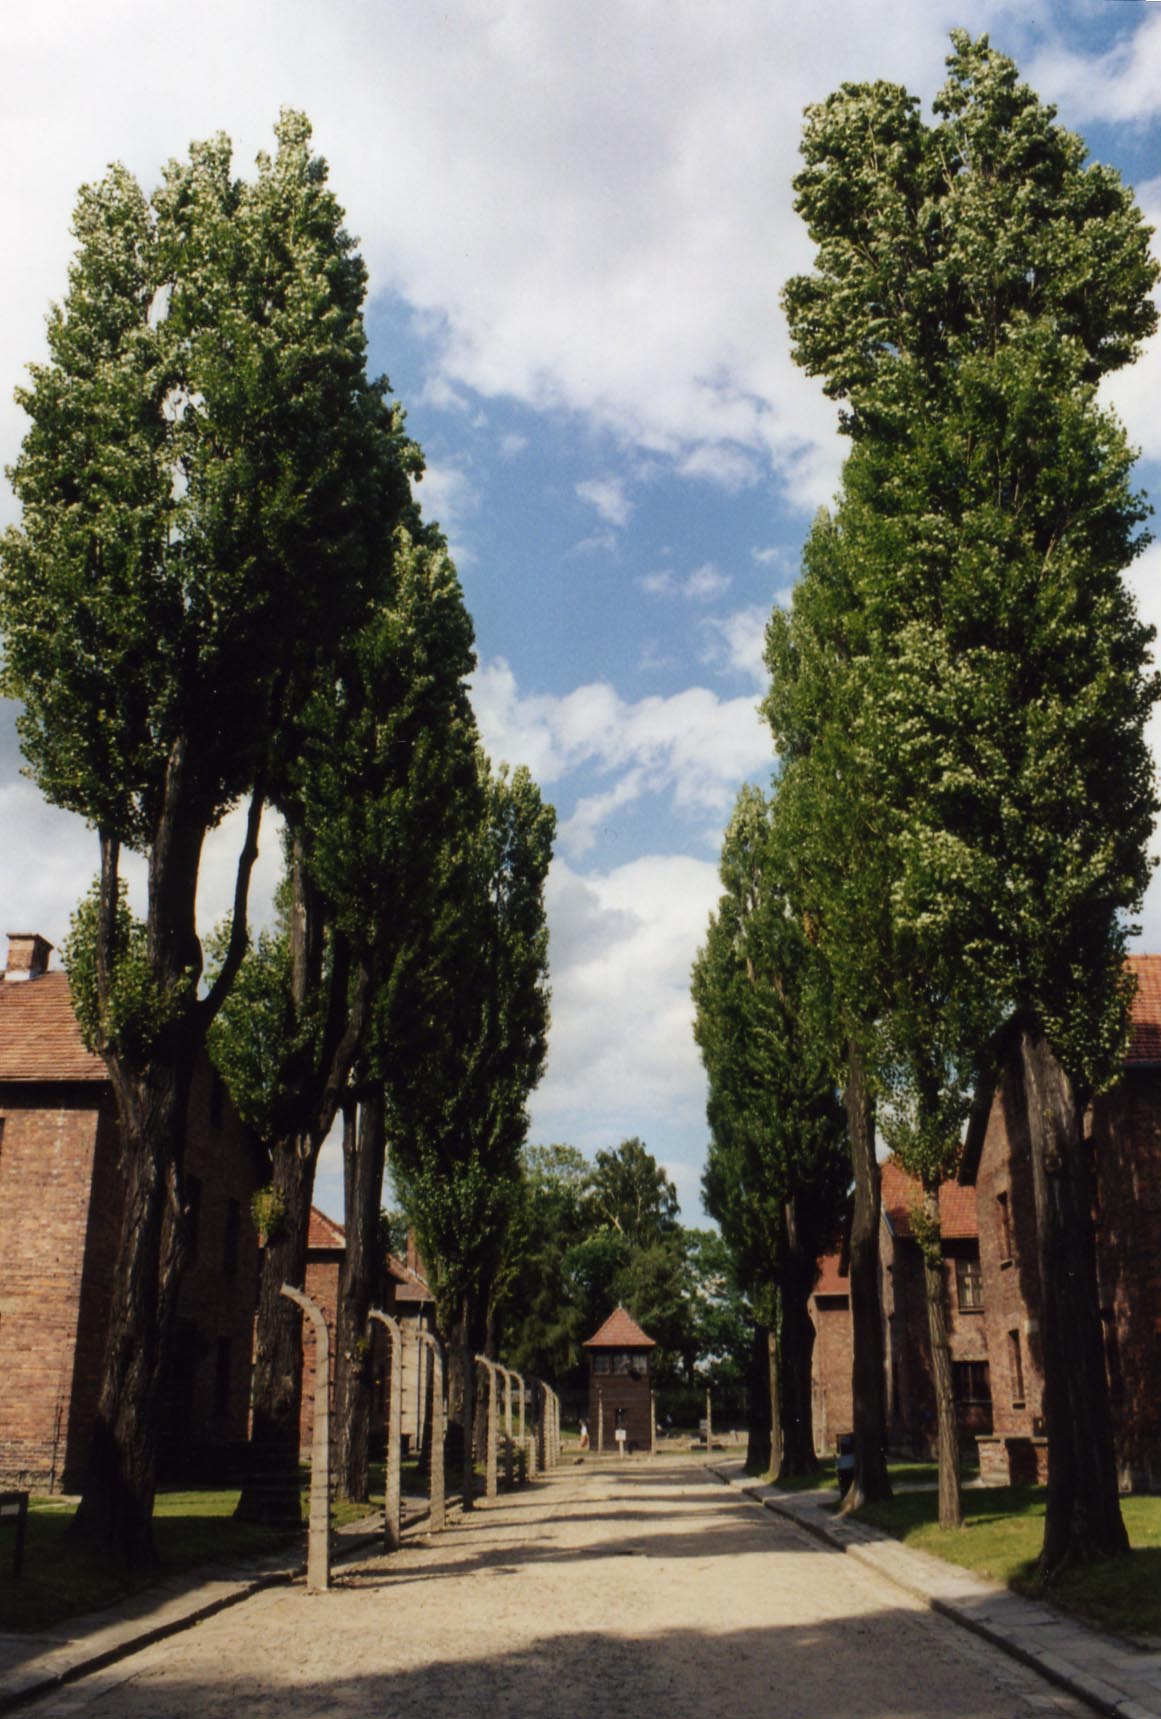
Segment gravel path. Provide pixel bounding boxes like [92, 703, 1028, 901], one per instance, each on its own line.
[27, 1457, 1090, 1718]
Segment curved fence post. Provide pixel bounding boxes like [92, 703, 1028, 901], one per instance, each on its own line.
[280, 1284, 330, 1593]
[500, 1367, 515, 1489]
[369, 1309, 403, 1550]
[416, 1329, 446, 1530]
[475, 1355, 499, 1501]
[510, 1369, 528, 1481]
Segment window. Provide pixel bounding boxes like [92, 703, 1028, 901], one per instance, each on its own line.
[213, 1337, 232, 1418]
[186, 1175, 203, 1262]
[592, 1353, 610, 1375]
[223, 1199, 240, 1279]
[1008, 1329, 1025, 1407]
[952, 1360, 991, 1406]
[997, 1191, 1013, 1263]
[955, 1256, 983, 1312]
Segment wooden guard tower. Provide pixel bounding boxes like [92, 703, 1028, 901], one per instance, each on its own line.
[583, 1307, 655, 1452]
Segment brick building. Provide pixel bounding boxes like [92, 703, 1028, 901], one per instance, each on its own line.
[811, 1164, 988, 1459]
[960, 953, 1161, 1490]
[298, 1208, 436, 1456]
[0, 933, 264, 1490]
[810, 955, 1161, 1487]
[879, 1160, 990, 1455]
[583, 1307, 654, 1452]
[808, 1251, 853, 1456]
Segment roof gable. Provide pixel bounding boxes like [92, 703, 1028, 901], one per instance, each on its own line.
[583, 1306, 656, 1349]
[307, 1206, 346, 1251]
[880, 1157, 978, 1240]
[0, 971, 106, 1083]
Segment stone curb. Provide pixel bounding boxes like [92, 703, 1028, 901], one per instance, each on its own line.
[0, 1505, 431, 1718]
[710, 1464, 1161, 1719]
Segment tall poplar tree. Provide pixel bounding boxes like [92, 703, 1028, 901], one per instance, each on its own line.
[387, 759, 554, 1486]
[0, 115, 413, 1565]
[781, 34, 1158, 1571]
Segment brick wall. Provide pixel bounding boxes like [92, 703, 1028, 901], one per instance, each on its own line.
[1090, 1068, 1161, 1489]
[0, 1085, 110, 1488]
[0, 1058, 262, 1491]
[884, 1235, 990, 1456]
[809, 1294, 852, 1455]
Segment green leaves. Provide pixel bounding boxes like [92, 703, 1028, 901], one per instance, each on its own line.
[0, 113, 415, 847]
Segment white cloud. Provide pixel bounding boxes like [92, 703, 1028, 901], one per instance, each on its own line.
[1031, 13, 1161, 125]
[412, 460, 476, 546]
[639, 562, 732, 602]
[575, 476, 633, 529]
[0, 0, 999, 530]
[531, 853, 721, 1130]
[700, 605, 771, 687]
[470, 657, 771, 824]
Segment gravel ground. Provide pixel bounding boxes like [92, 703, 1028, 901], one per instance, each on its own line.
[27, 1456, 1090, 1719]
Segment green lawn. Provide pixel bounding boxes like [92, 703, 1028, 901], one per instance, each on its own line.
[853, 1487, 1161, 1640]
[751, 1457, 976, 1493]
[0, 1481, 386, 1634]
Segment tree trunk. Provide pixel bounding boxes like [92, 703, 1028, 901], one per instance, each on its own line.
[919, 1182, 962, 1530]
[70, 793, 250, 1569]
[334, 1088, 387, 1502]
[745, 1321, 772, 1475]
[1017, 1024, 1128, 1577]
[459, 1298, 475, 1509]
[69, 1057, 194, 1566]
[235, 1138, 320, 1526]
[843, 1039, 891, 1510]
[780, 1198, 820, 1476]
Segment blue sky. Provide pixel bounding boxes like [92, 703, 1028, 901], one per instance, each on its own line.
[1, 0, 1160, 1220]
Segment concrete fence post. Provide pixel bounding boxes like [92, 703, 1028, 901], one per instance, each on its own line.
[475, 1355, 499, 1501]
[501, 1367, 515, 1489]
[510, 1369, 528, 1482]
[280, 1284, 330, 1593]
[705, 1387, 713, 1455]
[417, 1330, 446, 1530]
[369, 1309, 403, 1550]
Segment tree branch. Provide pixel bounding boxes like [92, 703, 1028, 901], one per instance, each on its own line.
[198, 786, 264, 1029]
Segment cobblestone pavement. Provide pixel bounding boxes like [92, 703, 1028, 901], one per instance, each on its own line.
[21, 1457, 1092, 1719]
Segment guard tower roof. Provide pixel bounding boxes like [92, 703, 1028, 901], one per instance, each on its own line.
[582, 1307, 656, 1349]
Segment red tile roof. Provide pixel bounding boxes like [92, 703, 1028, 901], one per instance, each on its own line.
[880, 1156, 978, 1240]
[813, 1251, 849, 1297]
[387, 1254, 433, 1303]
[0, 971, 106, 1083]
[307, 1206, 346, 1251]
[1127, 955, 1161, 1064]
[582, 1306, 656, 1349]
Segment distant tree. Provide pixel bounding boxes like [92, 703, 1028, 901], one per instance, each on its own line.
[591, 1137, 679, 1246]
[0, 114, 413, 1566]
[501, 1144, 596, 1383]
[694, 785, 848, 1477]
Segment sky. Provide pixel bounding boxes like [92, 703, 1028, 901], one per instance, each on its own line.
[1, 0, 1160, 1221]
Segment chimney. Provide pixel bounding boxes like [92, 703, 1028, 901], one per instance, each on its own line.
[4, 933, 53, 982]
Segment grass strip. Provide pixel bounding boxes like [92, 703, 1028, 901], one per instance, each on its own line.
[853, 1486, 1161, 1640]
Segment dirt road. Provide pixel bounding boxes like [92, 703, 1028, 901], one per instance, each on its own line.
[28, 1457, 1088, 1718]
